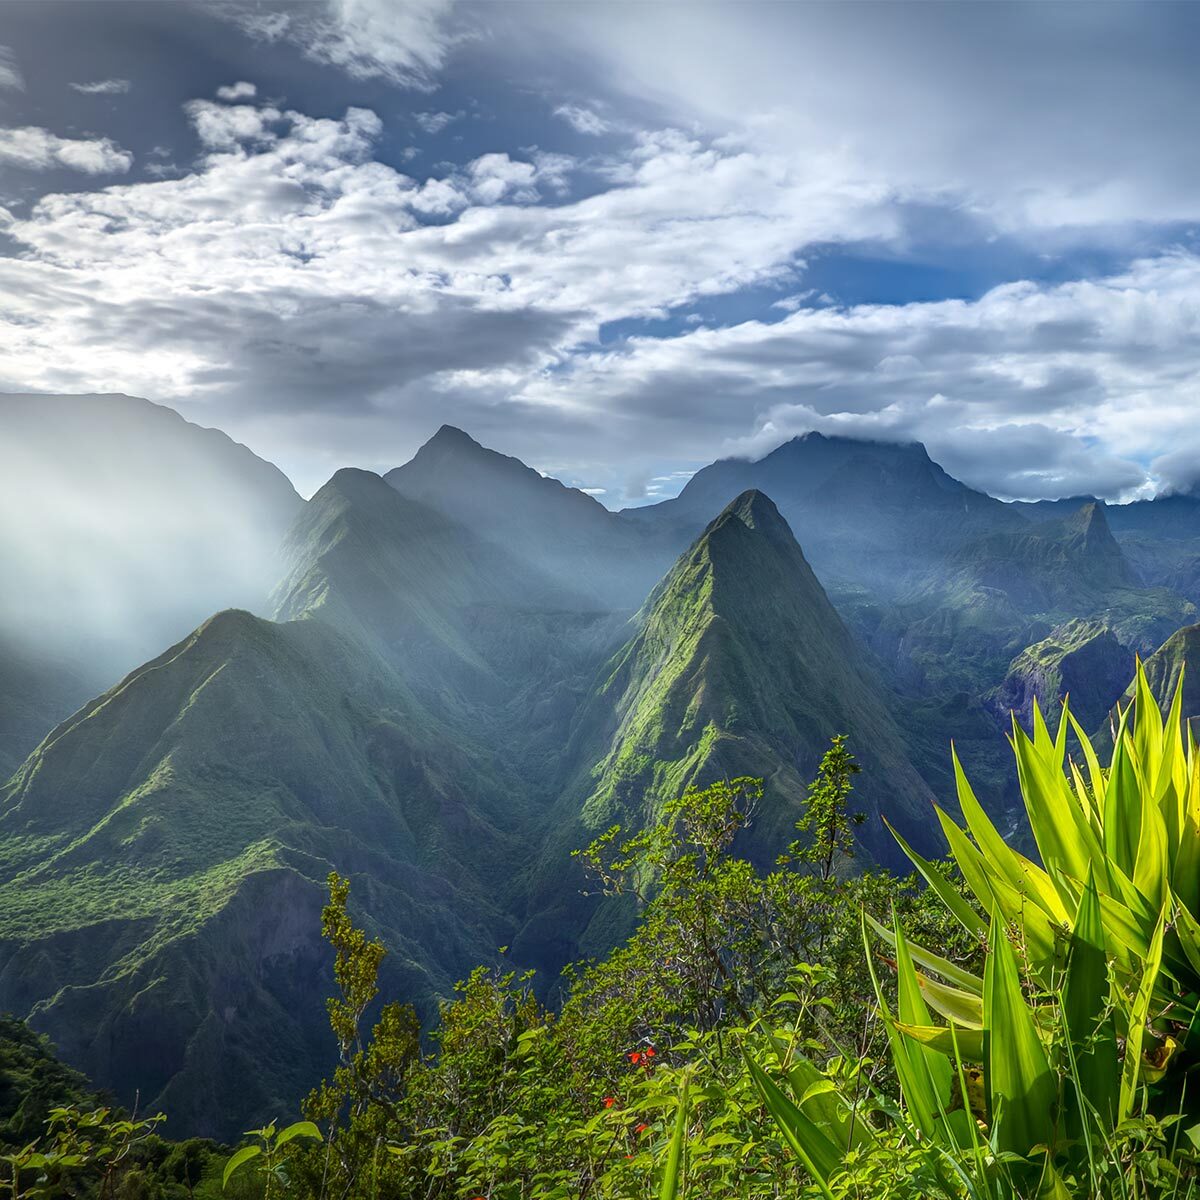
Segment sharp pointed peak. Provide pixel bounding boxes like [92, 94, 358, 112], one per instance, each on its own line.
[721, 488, 786, 529]
[427, 423, 483, 449]
[700, 489, 796, 549]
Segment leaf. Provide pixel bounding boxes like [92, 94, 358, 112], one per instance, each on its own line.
[865, 913, 983, 994]
[885, 816, 988, 936]
[658, 1075, 689, 1200]
[1119, 905, 1167, 1123]
[895, 1022, 985, 1062]
[1062, 867, 1118, 1139]
[983, 911, 1056, 1157]
[222, 1145, 261, 1190]
[274, 1120, 321, 1149]
[744, 1053, 841, 1196]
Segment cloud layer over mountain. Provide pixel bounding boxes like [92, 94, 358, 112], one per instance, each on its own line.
[1, 2, 1199, 500]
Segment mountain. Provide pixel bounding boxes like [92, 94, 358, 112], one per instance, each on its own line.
[885, 503, 1195, 698]
[0, 607, 542, 1138]
[1135, 623, 1200, 726]
[0, 393, 303, 767]
[565, 491, 934, 864]
[386, 426, 673, 608]
[0, 472, 591, 1139]
[987, 618, 1133, 731]
[938, 502, 1138, 612]
[622, 433, 1023, 598]
[274, 468, 624, 772]
[1013, 492, 1200, 541]
[0, 635, 93, 782]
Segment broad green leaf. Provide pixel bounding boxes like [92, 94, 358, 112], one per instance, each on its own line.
[894, 915, 952, 1111]
[864, 913, 983, 995]
[1062, 868, 1118, 1139]
[1104, 711, 1141, 878]
[896, 1022, 985, 1062]
[914, 970, 984, 1028]
[952, 748, 1067, 922]
[983, 911, 1056, 1157]
[222, 1145, 261, 1190]
[1119, 906, 1166, 1123]
[1012, 719, 1099, 884]
[274, 1120, 321, 1149]
[745, 1054, 840, 1196]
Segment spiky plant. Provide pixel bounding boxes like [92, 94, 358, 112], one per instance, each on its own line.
[751, 664, 1200, 1196]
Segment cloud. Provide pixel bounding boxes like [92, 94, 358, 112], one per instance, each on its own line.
[507, 250, 1200, 500]
[4, 82, 1200, 502]
[228, 0, 458, 89]
[413, 109, 461, 134]
[0, 46, 22, 91]
[215, 81, 257, 102]
[0, 126, 133, 174]
[553, 104, 608, 136]
[70, 78, 132, 95]
[486, 3, 1200, 236]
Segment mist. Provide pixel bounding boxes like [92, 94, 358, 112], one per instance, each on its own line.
[0, 392, 303, 690]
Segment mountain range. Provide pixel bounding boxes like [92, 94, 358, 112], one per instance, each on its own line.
[4, 393, 1200, 1137]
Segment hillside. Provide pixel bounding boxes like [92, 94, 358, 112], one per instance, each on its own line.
[987, 618, 1133, 731]
[0, 607, 539, 1137]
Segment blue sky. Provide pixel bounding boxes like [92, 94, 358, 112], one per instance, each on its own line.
[3, 1, 1200, 504]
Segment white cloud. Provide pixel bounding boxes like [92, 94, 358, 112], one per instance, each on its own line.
[5, 83, 1200, 501]
[413, 109, 461, 134]
[230, 0, 457, 89]
[185, 99, 283, 149]
[215, 81, 257, 102]
[70, 78, 132, 95]
[0, 126, 133, 174]
[0, 46, 22, 92]
[486, 3, 1200, 235]
[553, 104, 608, 136]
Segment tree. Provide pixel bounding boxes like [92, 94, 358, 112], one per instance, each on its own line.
[784, 733, 864, 880]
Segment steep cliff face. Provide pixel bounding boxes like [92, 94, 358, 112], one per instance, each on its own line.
[988, 619, 1134, 732]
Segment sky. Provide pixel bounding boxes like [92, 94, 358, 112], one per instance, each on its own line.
[3, 1, 1200, 504]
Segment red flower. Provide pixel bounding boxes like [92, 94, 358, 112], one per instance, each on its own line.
[603, 1096, 617, 1109]
[645, 1046, 656, 1058]
[635, 1123, 648, 1134]
[628, 1051, 642, 1064]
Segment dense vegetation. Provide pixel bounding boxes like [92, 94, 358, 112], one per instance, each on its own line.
[10, 403, 1200, 1146]
[11, 664, 1200, 1196]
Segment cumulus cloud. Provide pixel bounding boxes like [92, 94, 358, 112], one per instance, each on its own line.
[553, 104, 608, 136]
[4, 80, 1200, 501]
[215, 80, 257, 102]
[70, 78, 131, 95]
[0, 126, 132, 174]
[509, 251, 1200, 500]
[0, 46, 22, 91]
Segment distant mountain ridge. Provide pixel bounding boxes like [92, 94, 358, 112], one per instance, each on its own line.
[386, 425, 674, 608]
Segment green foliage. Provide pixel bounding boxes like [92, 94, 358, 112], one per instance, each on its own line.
[784, 735, 864, 880]
[221, 1121, 321, 1198]
[750, 665, 1200, 1197]
[242, 747, 971, 1199]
